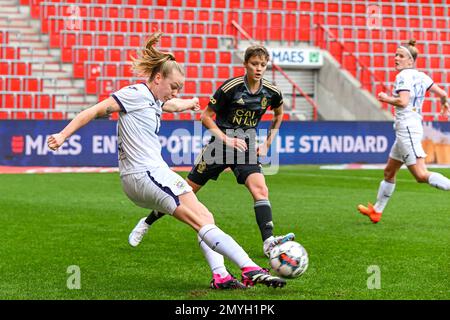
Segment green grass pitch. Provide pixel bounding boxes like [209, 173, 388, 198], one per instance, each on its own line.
[0, 165, 449, 300]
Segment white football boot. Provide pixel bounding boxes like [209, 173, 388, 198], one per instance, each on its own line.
[128, 217, 150, 247]
[263, 232, 296, 257]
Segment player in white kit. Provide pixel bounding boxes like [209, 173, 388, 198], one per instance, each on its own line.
[47, 32, 286, 289]
[358, 39, 450, 223]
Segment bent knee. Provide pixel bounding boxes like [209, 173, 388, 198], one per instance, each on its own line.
[251, 186, 269, 199]
[198, 207, 215, 225]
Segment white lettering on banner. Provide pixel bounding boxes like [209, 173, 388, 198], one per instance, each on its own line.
[272, 50, 304, 64]
[159, 134, 211, 154]
[26, 135, 82, 156]
[298, 135, 388, 153]
[267, 48, 323, 67]
[276, 136, 295, 153]
[93, 135, 117, 154]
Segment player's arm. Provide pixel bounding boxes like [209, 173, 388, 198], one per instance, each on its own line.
[162, 97, 200, 113]
[200, 105, 247, 152]
[377, 91, 410, 108]
[258, 104, 284, 157]
[47, 97, 120, 151]
[428, 84, 449, 116]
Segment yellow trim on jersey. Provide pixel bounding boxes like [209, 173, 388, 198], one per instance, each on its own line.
[262, 80, 281, 95]
[222, 77, 244, 93]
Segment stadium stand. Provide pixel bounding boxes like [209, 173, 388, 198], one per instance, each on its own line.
[1, 0, 449, 121]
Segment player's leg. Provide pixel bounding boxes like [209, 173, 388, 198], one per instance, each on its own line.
[174, 192, 286, 288]
[129, 142, 217, 246]
[398, 128, 450, 189]
[358, 157, 401, 223]
[128, 172, 205, 247]
[407, 158, 450, 190]
[128, 210, 165, 247]
[238, 167, 295, 257]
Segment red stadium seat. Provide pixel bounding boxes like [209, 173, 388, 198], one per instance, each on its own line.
[188, 51, 201, 63]
[443, 44, 450, 55]
[178, 112, 192, 120]
[217, 66, 230, 79]
[357, 42, 370, 53]
[109, 49, 121, 62]
[105, 64, 117, 77]
[191, 36, 203, 49]
[31, 111, 45, 120]
[162, 113, 175, 120]
[1, 94, 15, 108]
[201, 65, 215, 78]
[19, 94, 33, 109]
[430, 57, 441, 69]
[93, 48, 105, 61]
[204, 51, 216, 64]
[261, 113, 273, 121]
[175, 35, 187, 48]
[186, 66, 198, 78]
[372, 42, 384, 53]
[183, 81, 197, 94]
[50, 112, 65, 120]
[36, 94, 52, 109]
[199, 97, 210, 109]
[73, 63, 84, 78]
[81, 33, 93, 46]
[86, 79, 97, 94]
[9, 78, 21, 91]
[13, 111, 28, 120]
[200, 81, 213, 94]
[445, 57, 450, 69]
[219, 52, 231, 64]
[206, 37, 218, 49]
[0, 111, 9, 119]
[233, 66, 245, 77]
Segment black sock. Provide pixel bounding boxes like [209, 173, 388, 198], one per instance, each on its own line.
[145, 210, 164, 226]
[254, 199, 274, 241]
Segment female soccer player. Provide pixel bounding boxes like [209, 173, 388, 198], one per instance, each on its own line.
[358, 39, 450, 223]
[47, 32, 286, 289]
[130, 45, 295, 258]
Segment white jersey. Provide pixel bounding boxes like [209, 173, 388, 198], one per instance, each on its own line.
[393, 68, 433, 129]
[112, 83, 168, 176]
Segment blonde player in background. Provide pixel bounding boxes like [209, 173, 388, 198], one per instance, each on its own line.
[47, 32, 286, 289]
[358, 39, 450, 223]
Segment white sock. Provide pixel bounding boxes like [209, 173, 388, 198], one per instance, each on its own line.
[197, 235, 228, 278]
[374, 180, 396, 213]
[428, 172, 450, 191]
[198, 224, 259, 269]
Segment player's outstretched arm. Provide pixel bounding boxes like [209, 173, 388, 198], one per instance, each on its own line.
[162, 97, 199, 113]
[47, 97, 120, 151]
[428, 84, 449, 116]
[377, 91, 410, 108]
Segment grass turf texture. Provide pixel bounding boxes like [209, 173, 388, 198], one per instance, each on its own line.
[0, 165, 449, 300]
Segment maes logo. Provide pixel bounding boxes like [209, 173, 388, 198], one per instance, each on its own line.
[11, 135, 82, 155]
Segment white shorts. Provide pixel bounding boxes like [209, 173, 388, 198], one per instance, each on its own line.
[389, 126, 426, 166]
[120, 168, 192, 215]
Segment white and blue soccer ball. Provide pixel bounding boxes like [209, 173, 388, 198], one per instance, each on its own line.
[269, 241, 309, 278]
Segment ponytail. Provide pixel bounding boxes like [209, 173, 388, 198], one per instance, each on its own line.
[131, 32, 184, 80]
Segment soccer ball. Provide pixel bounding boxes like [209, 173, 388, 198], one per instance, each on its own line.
[269, 241, 309, 278]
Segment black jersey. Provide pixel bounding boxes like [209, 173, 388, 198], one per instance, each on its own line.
[208, 76, 283, 132]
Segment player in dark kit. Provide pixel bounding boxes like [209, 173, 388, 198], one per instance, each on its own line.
[129, 45, 295, 272]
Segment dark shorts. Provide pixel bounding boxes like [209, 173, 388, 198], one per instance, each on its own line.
[187, 141, 262, 185]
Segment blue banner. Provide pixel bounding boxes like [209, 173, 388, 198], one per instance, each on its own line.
[2, 120, 447, 167]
